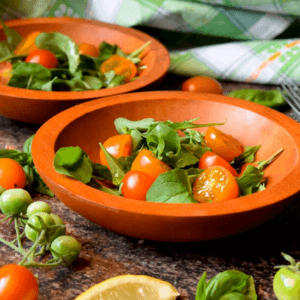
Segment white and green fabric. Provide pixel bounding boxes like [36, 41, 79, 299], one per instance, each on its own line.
[1, 0, 300, 84]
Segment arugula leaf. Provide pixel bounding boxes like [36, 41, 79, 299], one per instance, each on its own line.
[92, 163, 112, 181]
[196, 270, 257, 300]
[53, 148, 93, 184]
[0, 41, 12, 60]
[35, 32, 80, 74]
[0, 19, 22, 53]
[83, 75, 103, 90]
[114, 117, 157, 134]
[146, 168, 197, 204]
[255, 148, 284, 171]
[87, 179, 121, 196]
[8, 62, 51, 89]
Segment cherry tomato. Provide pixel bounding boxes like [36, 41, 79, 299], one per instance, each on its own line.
[0, 264, 38, 300]
[14, 31, 40, 55]
[181, 76, 223, 95]
[199, 152, 238, 177]
[193, 166, 239, 203]
[49, 213, 66, 242]
[0, 61, 12, 85]
[204, 127, 244, 162]
[0, 158, 27, 190]
[100, 55, 137, 82]
[100, 134, 133, 168]
[131, 149, 171, 180]
[121, 170, 155, 200]
[0, 188, 32, 216]
[50, 235, 81, 265]
[25, 49, 58, 69]
[27, 201, 52, 217]
[78, 43, 99, 57]
[25, 212, 55, 244]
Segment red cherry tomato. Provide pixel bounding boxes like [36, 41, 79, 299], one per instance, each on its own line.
[181, 76, 223, 95]
[199, 152, 238, 177]
[78, 43, 99, 57]
[204, 127, 244, 162]
[99, 134, 133, 169]
[0, 264, 39, 300]
[131, 149, 172, 180]
[25, 49, 58, 69]
[121, 170, 155, 200]
[0, 61, 12, 85]
[193, 166, 239, 203]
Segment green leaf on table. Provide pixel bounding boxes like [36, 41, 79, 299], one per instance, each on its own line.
[146, 168, 197, 204]
[8, 62, 51, 89]
[35, 32, 80, 74]
[54, 147, 93, 184]
[195, 270, 257, 300]
[227, 89, 287, 109]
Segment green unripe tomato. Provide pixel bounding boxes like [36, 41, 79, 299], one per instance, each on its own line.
[273, 268, 300, 300]
[50, 235, 81, 265]
[49, 213, 66, 242]
[27, 201, 52, 217]
[25, 212, 55, 244]
[0, 188, 32, 216]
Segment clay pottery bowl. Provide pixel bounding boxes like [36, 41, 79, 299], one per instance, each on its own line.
[31, 91, 300, 242]
[0, 17, 170, 124]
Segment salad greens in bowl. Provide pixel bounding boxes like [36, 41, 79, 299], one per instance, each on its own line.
[31, 91, 300, 242]
[0, 17, 170, 124]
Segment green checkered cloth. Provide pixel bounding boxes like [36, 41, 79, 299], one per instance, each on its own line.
[1, 0, 300, 84]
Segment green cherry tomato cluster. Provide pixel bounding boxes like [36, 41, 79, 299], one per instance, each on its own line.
[0, 186, 81, 268]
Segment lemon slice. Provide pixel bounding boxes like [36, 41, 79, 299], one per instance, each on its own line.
[74, 274, 180, 300]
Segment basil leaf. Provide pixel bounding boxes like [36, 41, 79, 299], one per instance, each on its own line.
[205, 270, 257, 300]
[35, 32, 80, 74]
[195, 272, 207, 300]
[99, 143, 125, 185]
[237, 165, 264, 196]
[228, 89, 287, 109]
[54, 151, 93, 184]
[8, 62, 51, 89]
[55, 146, 84, 170]
[146, 169, 197, 204]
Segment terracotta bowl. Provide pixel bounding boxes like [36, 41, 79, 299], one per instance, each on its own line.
[31, 91, 300, 242]
[0, 17, 170, 124]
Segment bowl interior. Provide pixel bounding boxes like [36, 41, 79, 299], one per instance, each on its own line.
[0, 18, 169, 100]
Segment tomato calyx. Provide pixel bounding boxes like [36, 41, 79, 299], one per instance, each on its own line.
[275, 253, 300, 275]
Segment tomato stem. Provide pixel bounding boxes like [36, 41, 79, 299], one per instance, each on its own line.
[14, 218, 25, 252]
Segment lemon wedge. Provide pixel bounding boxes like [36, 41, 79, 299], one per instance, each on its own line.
[74, 274, 180, 300]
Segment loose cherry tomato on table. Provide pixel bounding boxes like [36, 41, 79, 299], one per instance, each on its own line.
[0, 61, 12, 85]
[181, 76, 223, 95]
[99, 134, 133, 168]
[131, 149, 171, 180]
[193, 166, 239, 203]
[0, 158, 27, 189]
[25, 49, 58, 69]
[204, 127, 244, 162]
[100, 54, 138, 82]
[121, 170, 155, 200]
[78, 43, 99, 57]
[0, 264, 39, 300]
[199, 152, 238, 177]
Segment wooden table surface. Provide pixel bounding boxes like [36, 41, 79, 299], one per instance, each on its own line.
[0, 73, 299, 300]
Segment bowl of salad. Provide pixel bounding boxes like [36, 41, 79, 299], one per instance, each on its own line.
[0, 17, 170, 124]
[31, 91, 300, 242]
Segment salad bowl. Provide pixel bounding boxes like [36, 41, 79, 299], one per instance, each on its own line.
[0, 17, 170, 124]
[31, 91, 300, 242]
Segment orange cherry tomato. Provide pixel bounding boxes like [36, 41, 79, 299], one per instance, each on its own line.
[0, 264, 39, 300]
[121, 170, 155, 200]
[0, 61, 12, 85]
[193, 166, 239, 203]
[0, 158, 27, 189]
[25, 49, 58, 69]
[204, 127, 244, 162]
[100, 134, 133, 168]
[78, 43, 99, 57]
[181, 76, 223, 95]
[14, 31, 40, 55]
[100, 55, 137, 82]
[131, 149, 172, 180]
[199, 152, 238, 177]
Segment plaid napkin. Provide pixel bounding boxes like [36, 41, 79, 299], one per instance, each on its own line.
[1, 0, 300, 84]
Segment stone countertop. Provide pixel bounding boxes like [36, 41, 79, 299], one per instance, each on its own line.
[0, 74, 299, 300]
